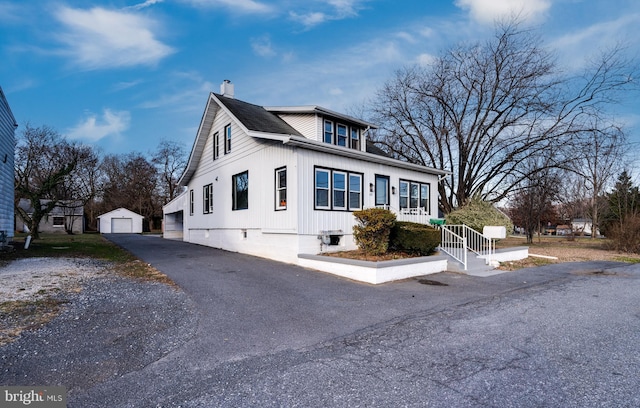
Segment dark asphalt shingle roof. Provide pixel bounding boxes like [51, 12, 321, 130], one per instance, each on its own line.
[214, 94, 303, 136]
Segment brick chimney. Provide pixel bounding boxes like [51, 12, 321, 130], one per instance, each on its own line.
[220, 80, 234, 98]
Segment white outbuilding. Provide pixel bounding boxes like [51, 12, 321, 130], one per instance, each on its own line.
[98, 208, 144, 234]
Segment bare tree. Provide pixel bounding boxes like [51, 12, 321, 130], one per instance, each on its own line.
[151, 139, 187, 204]
[569, 121, 625, 237]
[508, 162, 563, 244]
[100, 153, 160, 230]
[14, 125, 80, 239]
[370, 21, 637, 213]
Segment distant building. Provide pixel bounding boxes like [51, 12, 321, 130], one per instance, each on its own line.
[0, 87, 17, 243]
[15, 199, 84, 234]
[97, 208, 144, 234]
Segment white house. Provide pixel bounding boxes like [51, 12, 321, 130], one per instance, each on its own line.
[163, 81, 449, 264]
[0, 86, 17, 244]
[16, 199, 84, 234]
[98, 208, 144, 234]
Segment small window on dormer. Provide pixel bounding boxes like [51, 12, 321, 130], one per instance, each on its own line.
[337, 124, 347, 147]
[324, 121, 333, 144]
[350, 127, 360, 150]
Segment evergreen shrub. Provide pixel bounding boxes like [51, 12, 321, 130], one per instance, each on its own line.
[390, 221, 441, 256]
[352, 208, 396, 255]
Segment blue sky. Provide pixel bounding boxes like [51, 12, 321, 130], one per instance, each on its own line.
[1, 0, 639, 156]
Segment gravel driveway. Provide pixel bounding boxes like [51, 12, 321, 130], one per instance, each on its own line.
[1, 235, 639, 407]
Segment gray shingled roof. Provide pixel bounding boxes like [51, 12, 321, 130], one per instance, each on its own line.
[214, 94, 303, 136]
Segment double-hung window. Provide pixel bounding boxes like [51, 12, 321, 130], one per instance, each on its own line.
[315, 167, 362, 211]
[224, 124, 232, 154]
[203, 184, 213, 214]
[275, 167, 287, 210]
[232, 171, 248, 210]
[399, 179, 430, 213]
[315, 169, 331, 210]
[323, 121, 333, 144]
[333, 171, 347, 210]
[350, 127, 360, 150]
[213, 132, 220, 160]
[348, 174, 362, 210]
[336, 124, 347, 147]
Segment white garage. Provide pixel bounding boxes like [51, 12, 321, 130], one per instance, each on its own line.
[98, 208, 144, 234]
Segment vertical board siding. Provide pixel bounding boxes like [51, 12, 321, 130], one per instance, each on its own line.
[185, 107, 298, 233]
[0, 89, 16, 239]
[297, 149, 439, 236]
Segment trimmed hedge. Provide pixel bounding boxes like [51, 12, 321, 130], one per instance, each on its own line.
[352, 208, 397, 255]
[390, 221, 441, 256]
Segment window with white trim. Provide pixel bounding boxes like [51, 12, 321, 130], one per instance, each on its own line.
[350, 127, 360, 150]
[189, 189, 194, 215]
[314, 167, 363, 211]
[349, 174, 362, 210]
[53, 216, 64, 227]
[224, 124, 231, 154]
[275, 167, 287, 210]
[203, 184, 213, 214]
[333, 171, 347, 210]
[315, 169, 330, 209]
[213, 132, 220, 160]
[336, 124, 347, 147]
[399, 179, 430, 213]
[323, 121, 333, 144]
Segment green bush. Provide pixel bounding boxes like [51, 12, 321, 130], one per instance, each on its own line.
[352, 208, 396, 255]
[445, 196, 513, 234]
[390, 222, 441, 256]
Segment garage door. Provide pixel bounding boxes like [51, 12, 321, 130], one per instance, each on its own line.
[111, 218, 133, 233]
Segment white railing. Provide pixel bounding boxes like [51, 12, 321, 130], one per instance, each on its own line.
[373, 205, 433, 225]
[439, 226, 468, 270]
[440, 224, 495, 269]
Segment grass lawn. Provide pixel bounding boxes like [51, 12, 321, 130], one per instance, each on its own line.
[0, 233, 172, 284]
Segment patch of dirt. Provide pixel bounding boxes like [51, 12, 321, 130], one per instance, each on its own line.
[0, 258, 108, 346]
[497, 236, 640, 270]
[322, 249, 426, 262]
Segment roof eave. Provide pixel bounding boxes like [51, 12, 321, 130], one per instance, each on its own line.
[285, 136, 451, 175]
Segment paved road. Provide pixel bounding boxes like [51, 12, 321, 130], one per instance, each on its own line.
[49, 235, 640, 405]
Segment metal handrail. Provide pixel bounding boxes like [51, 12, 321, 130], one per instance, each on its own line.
[439, 226, 467, 270]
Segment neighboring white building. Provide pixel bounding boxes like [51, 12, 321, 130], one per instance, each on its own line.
[16, 199, 84, 234]
[0, 86, 17, 242]
[98, 208, 144, 234]
[163, 81, 449, 264]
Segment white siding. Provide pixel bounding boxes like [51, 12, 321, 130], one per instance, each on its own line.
[296, 149, 440, 237]
[98, 208, 144, 233]
[0, 89, 16, 239]
[277, 113, 320, 141]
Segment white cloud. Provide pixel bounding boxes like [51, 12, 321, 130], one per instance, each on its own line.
[54, 6, 174, 70]
[251, 36, 277, 57]
[395, 31, 417, 43]
[455, 0, 550, 25]
[550, 13, 640, 71]
[0, 2, 24, 23]
[289, 0, 370, 29]
[289, 11, 327, 28]
[179, 0, 272, 13]
[416, 53, 436, 66]
[125, 0, 164, 11]
[67, 109, 130, 142]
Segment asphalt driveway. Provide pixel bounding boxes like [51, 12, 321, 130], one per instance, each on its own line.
[4, 234, 640, 407]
